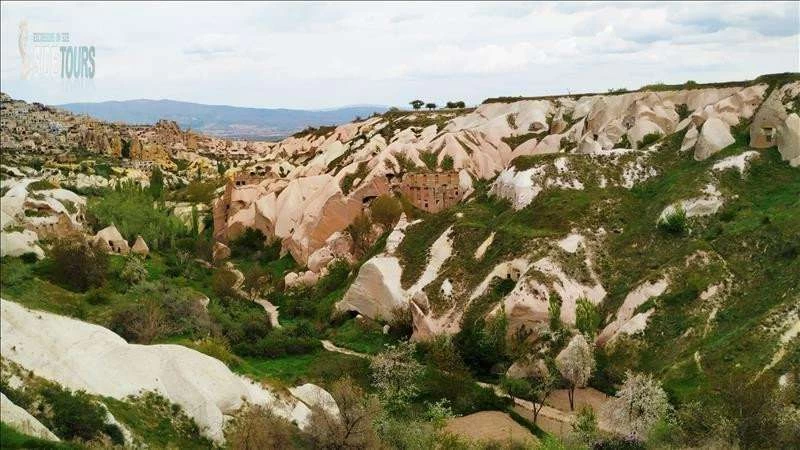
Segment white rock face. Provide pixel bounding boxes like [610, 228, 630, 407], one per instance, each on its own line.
[289, 383, 340, 418]
[659, 184, 724, 220]
[490, 167, 545, 210]
[474, 232, 496, 260]
[0, 299, 309, 444]
[408, 227, 453, 295]
[694, 118, 735, 161]
[597, 278, 669, 345]
[336, 257, 406, 320]
[778, 113, 800, 167]
[712, 151, 760, 176]
[1, 392, 60, 441]
[0, 230, 44, 259]
[557, 233, 584, 253]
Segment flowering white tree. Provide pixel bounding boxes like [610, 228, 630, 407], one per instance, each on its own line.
[555, 333, 595, 410]
[370, 341, 423, 413]
[601, 371, 671, 438]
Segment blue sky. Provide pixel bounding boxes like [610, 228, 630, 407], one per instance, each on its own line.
[1, 1, 798, 109]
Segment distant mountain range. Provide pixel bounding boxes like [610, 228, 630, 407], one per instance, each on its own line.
[57, 99, 390, 141]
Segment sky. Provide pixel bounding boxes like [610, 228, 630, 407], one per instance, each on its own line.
[1, 1, 798, 109]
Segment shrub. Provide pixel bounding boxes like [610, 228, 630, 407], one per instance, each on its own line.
[370, 194, 403, 230]
[27, 179, 57, 191]
[418, 368, 508, 415]
[676, 103, 691, 121]
[120, 255, 148, 285]
[307, 378, 382, 449]
[110, 282, 213, 343]
[229, 227, 267, 257]
[191, 336, 242, 368]
[347, 212, 373, 258]
[239, 331, 320, 358]
[149, 166, 164, 199]
[109, 299, 168, 344]
[388, 305, 413, 340]
[212, 267, 241, 299]
[441, 155, 454, 171]
[226, 405, 297, 450]
[637, 132, 662, 148]
[657, 206, 687, 235]
[315, 259, 350, 296]
[371, 342, 423, 413]
[210, 297, 272, 348]
[50, 236, 109, 292]
[38, 385, 113, 443]
[419, 151, 438, 170]
[19, 252, 40, 264]
[575, 297, 601, 339]
[453, 305, 509, 377]
[85, 287, 112, 306]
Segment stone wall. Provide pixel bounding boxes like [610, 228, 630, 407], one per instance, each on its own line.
[399, 172, 463, 213]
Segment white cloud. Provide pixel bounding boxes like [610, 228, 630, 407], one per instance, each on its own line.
[0, 1, 797, 109]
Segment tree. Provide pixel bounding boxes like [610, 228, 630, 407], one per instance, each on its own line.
[501, 366, 556, 424]
[572, 406, 599, 445]
[548, 293, 562, 331]
[110, 298, 168, 344]
[425, 103, 437, 110]
[370, 194, 403, 230]
[50, 236, 109, 292]
[212, 267, 241, 299]
[575, 297, 601, 339]
[347, 212, 373, 258]
[307, 378, 382, 450]
[601, 371, 670, 439]
[242, 265, 271, 301]
[121, 139, 131, 159]
[227, 405, 296, 450]
[555, 334, 595, 411]
[149, 166, 164, 199]
[410, 100, 424, 110]
[371, 342, 423, 413]
[446, 101, 466, 109]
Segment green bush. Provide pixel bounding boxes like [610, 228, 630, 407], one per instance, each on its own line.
[27, 179, 57, 191]
[229, 227, 267, 257]
[210, 297, 272, 347]
[453, 302, 509, 377]
[237, 331, 321, 358]
[638, 132, 662, 148]
[120, 255, 148, 285]
[370, 195, 403, 229]
[417, 368, 509, 415]
[657, 206, 688, 235]
[441, 155, 454, 171]
[19, 252, 40, 264]
[85, 287, 113, 306]
[50, 236, 109, 292]
[419, 152, 437, 170]
[0, 423, 83, 449]
[39, 385, 120, 444]
[575, 297, 601, 339]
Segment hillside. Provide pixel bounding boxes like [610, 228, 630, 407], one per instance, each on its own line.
[1, 73, 799, 449]
[57, 99, 389, 140]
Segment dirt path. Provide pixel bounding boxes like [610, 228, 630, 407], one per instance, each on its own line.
[444, 411, 537, 444]
[479, 382, 613, 435]
[320, 340, 371, 359]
